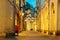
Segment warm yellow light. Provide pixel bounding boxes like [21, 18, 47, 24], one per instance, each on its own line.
[16, 0, 19, 4]
[25, 20, 27, 21]
[22, 13, 24, 16]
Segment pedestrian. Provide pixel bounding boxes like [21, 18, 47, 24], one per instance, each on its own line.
[15, 25, 19, 36]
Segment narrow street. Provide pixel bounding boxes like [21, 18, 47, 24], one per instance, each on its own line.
[18, 31, 49, 36]
[0, 36, 60, 40]
[0, 31, 60, 40]
[0, 0, 60, 40]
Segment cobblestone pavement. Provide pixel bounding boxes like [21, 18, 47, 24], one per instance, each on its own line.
[0, 36, 60, 40]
